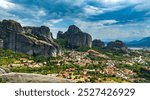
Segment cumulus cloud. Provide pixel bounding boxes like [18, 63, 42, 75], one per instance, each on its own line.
[73, 18, 150, 41]
[44, 19, 64, 27]
[0, 0, 16, 9]
[0, 0, 150, 41]
[37, 10, 47, 17]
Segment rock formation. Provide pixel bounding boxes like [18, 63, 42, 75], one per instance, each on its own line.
[106, 40, 130, 53]
[0, 73, 76, 83]
[0, 20, 60, 57]
[57, 31, 64, 39]
[92, 39, 105, 48]
[57, 25, 92, 49]
[23, 26, 53, 42]
[0, 39, 3, 48]
[0, 68, 6, 75]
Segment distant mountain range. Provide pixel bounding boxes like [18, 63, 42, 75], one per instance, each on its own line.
[127, 37, 150, 47]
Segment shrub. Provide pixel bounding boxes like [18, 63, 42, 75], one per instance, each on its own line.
[76, 46, 91, 52]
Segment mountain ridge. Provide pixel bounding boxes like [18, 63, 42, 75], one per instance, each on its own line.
[127, 37, 150, 47]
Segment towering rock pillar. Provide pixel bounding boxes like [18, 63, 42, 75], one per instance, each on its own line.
[57, 25, 92, 49]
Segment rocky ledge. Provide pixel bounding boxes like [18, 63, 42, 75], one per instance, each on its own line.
[0, 72, 76, 83]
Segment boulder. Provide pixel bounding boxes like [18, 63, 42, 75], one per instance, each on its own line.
[92, 39, 105, 48]
[106, 40, 130, 53]
[1, 73, 76, 83]
[0, 68, 6, 75]
[0, 20, 60, 57]
[57, 25, 92, 49]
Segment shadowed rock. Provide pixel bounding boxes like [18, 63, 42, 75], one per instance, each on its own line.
[23, 26, 53, 42]
[92, 39, 105, 48]
[0, 39, 3, 48]
[106, 40, 130, 53]
[57, 25, 92, 49]
[0, 20, 60, 57]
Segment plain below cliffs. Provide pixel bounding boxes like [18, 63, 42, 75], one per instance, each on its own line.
[0, 20, 61, 57]
[57, 25, 92, 49]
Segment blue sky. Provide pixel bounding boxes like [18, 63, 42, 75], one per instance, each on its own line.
[0, 0, 150, 41]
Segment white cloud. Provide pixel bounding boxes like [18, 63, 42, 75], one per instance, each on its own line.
[37, 10, 47, 17]
[0, 0, 16, 9]
[133, 0, 150, 12]
[73, 18, 150, 41]
[43, 19, 63, 27]
[56, 0, 85, 6]
[97, 0, 141, 6]
[48, 19, 63, 24]
[84, 5, 104, 15]
[75, 19, 118, 28]
[83, 0, 143, 16]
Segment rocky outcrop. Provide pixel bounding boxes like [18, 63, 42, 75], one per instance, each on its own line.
[0, 68, 6, 75]
[0, 20, 60, 57]
[92, 39, 105, 48]
[57, 25, 92, 49]
[57, 31, 64, 39]
[23, 26, 53, 42]
[0, 39, 3, 48]
[106, 40, 130, 53]
[0, 73, 76, 83]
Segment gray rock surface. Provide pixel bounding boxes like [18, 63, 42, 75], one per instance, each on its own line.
[0, 39, 3, 48]
[57, 31, 64, 39]
[106, 40, 130, 53]
[1, 73, 76, 83]
[0, 20, 60, 57]
[23, 26, 53, 42]
[92, 39, 105, 48]
[0, 68, 6, 75]
[57, 25, 92, 49]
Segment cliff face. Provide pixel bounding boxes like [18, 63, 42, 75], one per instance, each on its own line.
[23, 26, 53, 42]
[57, 25, 92, 49]
[0, 20, 60, 57]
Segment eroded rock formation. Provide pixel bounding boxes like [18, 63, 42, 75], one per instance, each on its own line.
[0, 20, 60, 57]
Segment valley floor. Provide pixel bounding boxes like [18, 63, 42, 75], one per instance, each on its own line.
[0, 48, 150, 83]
